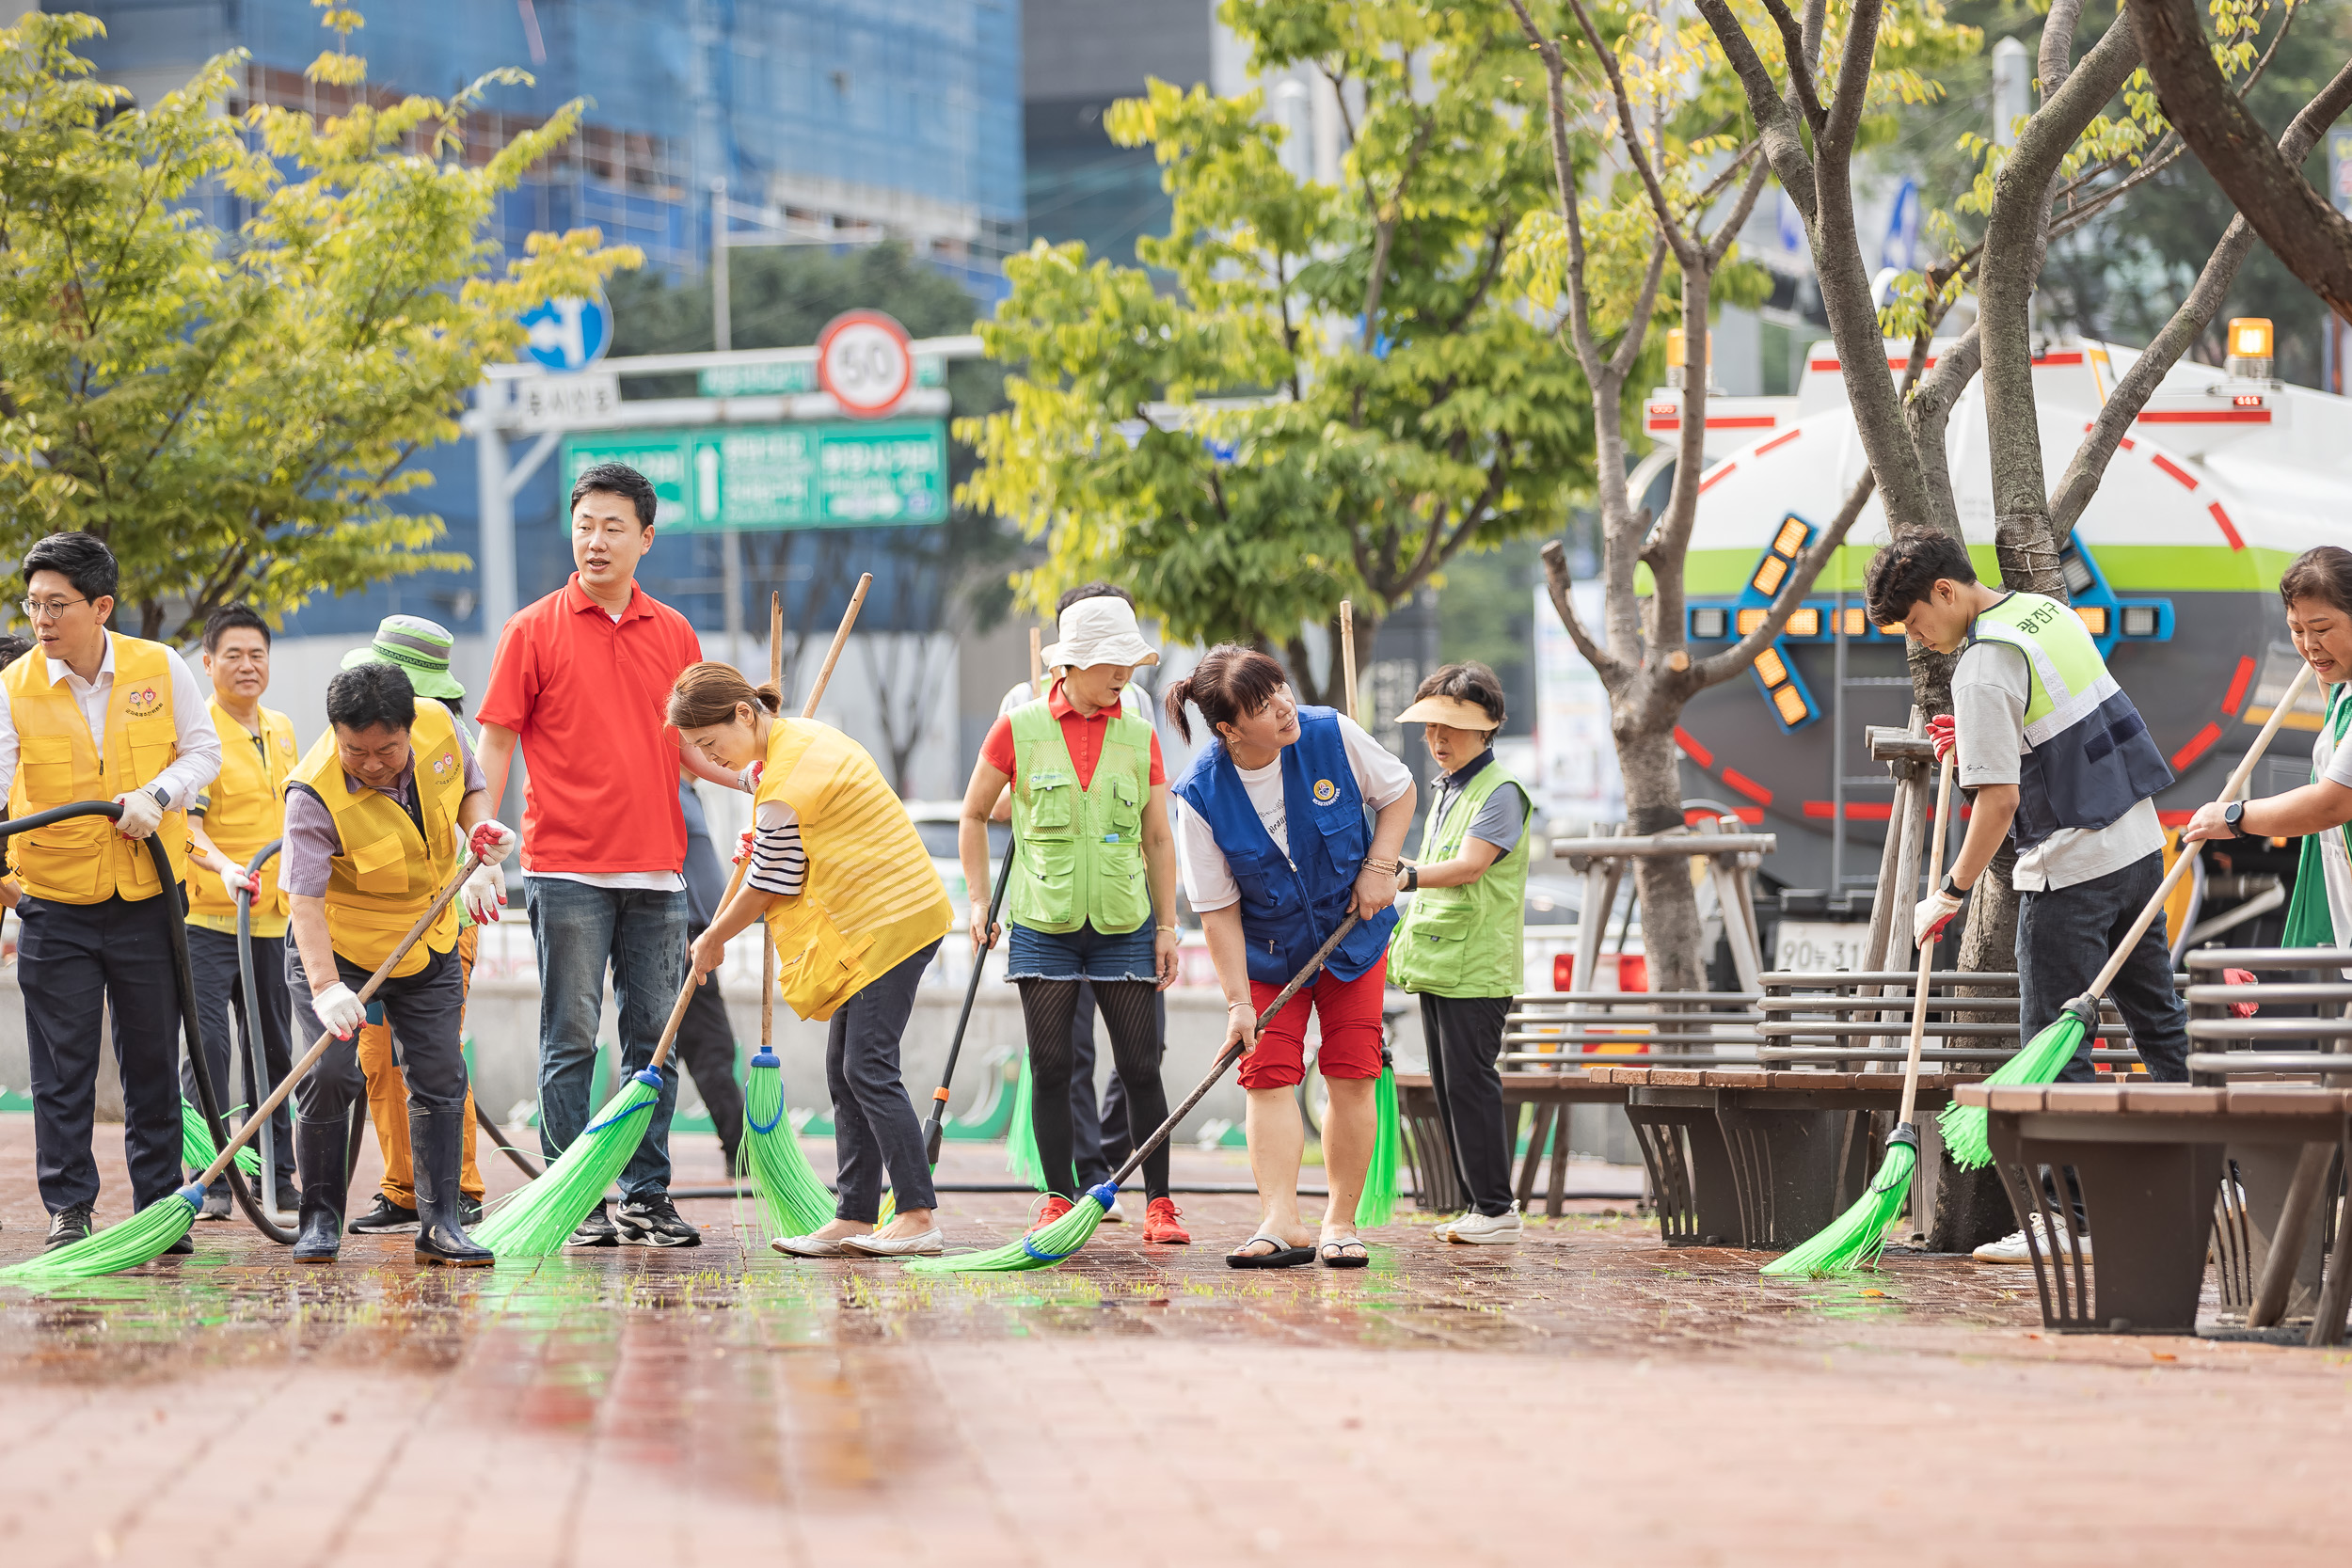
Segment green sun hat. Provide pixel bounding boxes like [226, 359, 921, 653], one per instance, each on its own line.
[341, 614, 464, 702]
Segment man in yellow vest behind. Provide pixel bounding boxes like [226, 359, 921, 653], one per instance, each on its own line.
[0, 532, 222, 1253]
[182, 604, 303, 1220]
[281, 661, 513, 1265]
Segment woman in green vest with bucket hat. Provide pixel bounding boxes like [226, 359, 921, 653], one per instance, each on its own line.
[960, 594, 1190, 1245]
[1391, 663, 1532, 1246]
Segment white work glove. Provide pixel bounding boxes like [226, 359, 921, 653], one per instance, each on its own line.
[463, 860, 508, 926]
[112, 788, 164, 840]
[1914, 888, 1963, 951]
[218, 865, 262, 906]
[738, 759, 764, 794]
[468, 819, 517, 866]
[313, 981, 366, 1040]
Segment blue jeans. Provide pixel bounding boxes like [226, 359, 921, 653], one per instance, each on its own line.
[2017, 849, 2189, 1084]
[525, 878, 688, 1201]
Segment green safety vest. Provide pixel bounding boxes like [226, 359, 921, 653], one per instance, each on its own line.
[1007, 699, 1152, 935]
[1389, 756, 1531, 997]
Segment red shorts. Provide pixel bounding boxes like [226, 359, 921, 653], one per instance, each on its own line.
[1237, 956, 1388, 1090]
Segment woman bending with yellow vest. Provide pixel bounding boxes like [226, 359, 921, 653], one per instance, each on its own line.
[675, 663, 955, 1259]
[280, 663, 514, 1267]
[958, 594, 1187, 1243]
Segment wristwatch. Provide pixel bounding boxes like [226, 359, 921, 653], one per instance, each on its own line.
[148, 784, 169, 809]
[1403, 865, 1420, 892]
[2223, 800, 2249, 839]
[1940, 872, 1965, 899]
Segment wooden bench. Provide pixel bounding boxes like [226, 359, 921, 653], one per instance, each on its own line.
[1394, 1069, 1629, 1217]
[1587, 1064, 1986, 1248]
[1960, 1078, 2352, 1341]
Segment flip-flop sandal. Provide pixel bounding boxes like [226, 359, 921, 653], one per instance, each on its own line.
[1318, 1236, 1371, 1269]
[1226, 1230, 1316, 1269]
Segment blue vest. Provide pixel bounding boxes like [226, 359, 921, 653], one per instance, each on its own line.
[1173, 706, 1398, 985]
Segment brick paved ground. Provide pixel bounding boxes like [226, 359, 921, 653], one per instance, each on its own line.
[2, 1116, 2348, 1567]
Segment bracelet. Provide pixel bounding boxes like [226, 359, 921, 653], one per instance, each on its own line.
[1156, 925, 1180, 934]
[1363, 857, 1399, 875]
[1227, 999, 1254, 1010]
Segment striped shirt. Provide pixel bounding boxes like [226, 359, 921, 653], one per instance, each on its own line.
[747, 799, 807, 897]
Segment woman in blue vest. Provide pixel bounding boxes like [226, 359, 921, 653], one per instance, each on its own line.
[960, 594, 1190, 1245]
[1168, 646, 1416, 1268]
[1390, 663, 1533, 1246]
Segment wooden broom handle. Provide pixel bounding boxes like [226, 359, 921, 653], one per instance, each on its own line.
[1029, 625, 1043, 688]
[800, 573, 870, 718]
[761, 592, 782, 1052]
[1339, 599, 1359, 726]
[1897, 752, 1957, 1129]
[2084, 660, 2313, 1001]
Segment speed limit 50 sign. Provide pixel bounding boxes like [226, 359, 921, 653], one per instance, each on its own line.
[817, 309, 915, 419]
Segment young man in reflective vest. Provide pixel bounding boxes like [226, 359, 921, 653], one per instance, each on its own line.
[183, 604, 302, 1219]
[1865, 532, 2185, 1265]
[0, 532, 221, 1252]
[280, 663, 514, 1266]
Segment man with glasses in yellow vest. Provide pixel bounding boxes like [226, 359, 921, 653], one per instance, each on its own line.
[0, 532, 222, 1253]
[181, 604, 302, 1221]
[281, 661, 512, 1266]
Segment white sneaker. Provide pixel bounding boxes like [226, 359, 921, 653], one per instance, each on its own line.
[1099, 1196, 1127, 1225]
[1972, 1215, 2090, 1265]
[1429, 1213, 1464, 1242]
[1442, 1208, 1524, 1245]
[840, 1227, 945, 1257]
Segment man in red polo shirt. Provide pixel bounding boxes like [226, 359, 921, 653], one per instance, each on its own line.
[476, 461, 748, 1249]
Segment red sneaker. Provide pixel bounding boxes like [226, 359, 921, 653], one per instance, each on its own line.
[1027, 1196, 1075, 1234]
[1142, 1196, 1192, 1244]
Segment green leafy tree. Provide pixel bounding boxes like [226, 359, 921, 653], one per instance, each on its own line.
[960, 0, 1599, 705]
[0, 8, 635, 639]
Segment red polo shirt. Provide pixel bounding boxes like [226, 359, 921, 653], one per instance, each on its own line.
[980, 679, 1166, 788]
[478, 575, 704, 875]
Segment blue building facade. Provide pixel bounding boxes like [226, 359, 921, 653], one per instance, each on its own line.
[56, 0, 1023, 641]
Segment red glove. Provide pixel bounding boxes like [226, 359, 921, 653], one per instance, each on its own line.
[2223, 967, 2259, 1019]
[1927, 713, 1956, 764]
[734, 829, 755, 865]
[468, 820, 516, 866]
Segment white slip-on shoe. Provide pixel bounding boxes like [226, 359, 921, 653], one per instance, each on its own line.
[1099, 1196, 1127, 1225]
[1972, 1215, 2090, 1264]
[1444, 1208, 1524, 1245]
[771, 1231, 863, 1258]
[841, 1227, 946, 1257]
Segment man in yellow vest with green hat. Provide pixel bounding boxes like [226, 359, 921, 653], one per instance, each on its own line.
[0, 532, 222, 1253]
[182, 604, 302, 1221]
[1865, 532, 2185, 1266]
[1390, 662, 1532, 1247]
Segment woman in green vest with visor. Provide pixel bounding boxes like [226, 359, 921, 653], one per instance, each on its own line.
[959, 594, 1190, 1245]
[1390, 663, 1532, 1246]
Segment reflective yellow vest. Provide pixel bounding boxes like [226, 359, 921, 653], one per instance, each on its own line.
[755, 717, 952, 1022]
[288, 699, 465, 976]
[3, 633, 190, 904]
[187, 699, 298, 933]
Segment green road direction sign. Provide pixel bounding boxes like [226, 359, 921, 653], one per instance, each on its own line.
[561, 419, 948, 530]
[695, 354, 946, 399]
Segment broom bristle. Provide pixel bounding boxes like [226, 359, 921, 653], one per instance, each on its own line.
[180, 1099, 261, 1179]
[0, 1189, 200, 1288]
[901, 1184, 1108, 1275]
[739, 1054, 834, 1241]
[1357, 1062, 1401, 1227]
[1760, 1142, 1916, 1277]
[471, 1076, 659, 1258]
[1937, 1011, 2088, 1170]
[1004, 1053, 1042, 1190]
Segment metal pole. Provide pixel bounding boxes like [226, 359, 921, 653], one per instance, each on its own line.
[474, 399, 523, 824]
[1831, 590, 1847, 897]
[710, 176, 730, 355]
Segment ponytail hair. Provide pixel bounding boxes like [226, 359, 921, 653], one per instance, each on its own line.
[2280, 545, 2352, 618]
[668, 661, 784, 729]
[1164, 644, 1289, 743]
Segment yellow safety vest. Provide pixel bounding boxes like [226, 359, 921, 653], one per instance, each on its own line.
[288, 699, 466, 976]
[187, 699, 299, 935]
[3, 633, 190, 904]
[755, 717, 952, 1022]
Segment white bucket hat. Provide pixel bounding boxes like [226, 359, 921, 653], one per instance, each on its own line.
[1041, 595, 1160, 672]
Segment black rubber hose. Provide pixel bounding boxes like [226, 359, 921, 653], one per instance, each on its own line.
[0, 800, 293, 1242]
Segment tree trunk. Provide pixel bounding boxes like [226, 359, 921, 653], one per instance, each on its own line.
[1616, 720, 1707, 994]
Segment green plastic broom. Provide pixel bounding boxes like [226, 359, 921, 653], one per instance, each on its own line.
[1764, 751, 1956, 1277]
[2, 846, 482, 1288]
[1937, 661, 2312, 1168]
[180, 1097, 262, 1180]
[905, 914, 1361, 1275]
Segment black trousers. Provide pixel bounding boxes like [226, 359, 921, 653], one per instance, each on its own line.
[289, 942, 469, 1131]
[20, 891, 187, 1213]
[1419, 993, 1517, 1217]
[183, 927, 295, 1186]
[1068, 980, 1167, 1186]
[677, 922, 746, 1167]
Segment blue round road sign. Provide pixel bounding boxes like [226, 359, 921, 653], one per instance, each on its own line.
[517, 293, 612, 373]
